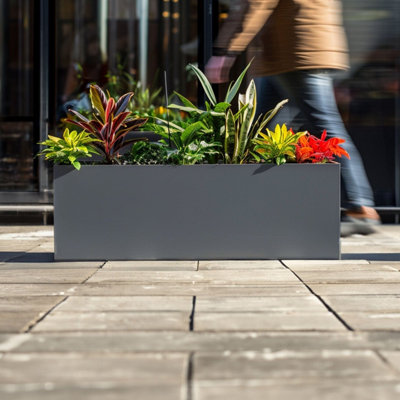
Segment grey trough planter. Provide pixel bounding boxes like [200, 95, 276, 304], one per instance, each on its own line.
[54, 163, 340, 260]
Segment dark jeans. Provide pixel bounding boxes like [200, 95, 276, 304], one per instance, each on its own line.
[255, 70, 374, 209]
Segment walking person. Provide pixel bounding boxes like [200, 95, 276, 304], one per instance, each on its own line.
[205, 0, 380, 235]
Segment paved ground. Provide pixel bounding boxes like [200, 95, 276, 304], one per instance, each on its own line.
[1, 225, 400, 399]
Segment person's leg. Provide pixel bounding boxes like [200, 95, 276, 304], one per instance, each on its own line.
[272, 69, 379, 234]
[273, 70, 375, 208]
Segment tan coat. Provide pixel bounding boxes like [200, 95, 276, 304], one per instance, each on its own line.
[214, 0, 349, 76]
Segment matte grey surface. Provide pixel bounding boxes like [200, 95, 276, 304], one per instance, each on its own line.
[54, 164, 340, 260]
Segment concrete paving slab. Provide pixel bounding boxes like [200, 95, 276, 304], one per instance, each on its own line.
[56, 296, 193, 312]
[193, 381, 400, 400]
[87, 270, 300, 284]
[194, 312, 345, 331]
[14, 332, 371, 353]
[193, 350, 395, 381]
[0, 385, 184, 400]
[286, 264, 399, 272]
[32, 311, 191, 332]
[340, 313, 400, 330]
[380, 351, 400, 373]
[0, 353, 187, 385]
[0, 312, 46, 333]
[0, 269, 98, 284]
[198, 260, 283, 270]
[103, 260, 197, 271]
[322, 295, 400, 312]
[361, 332, 400, 350]
[0, 284, 77, 296]
[309, 283, 400, 295]
[0, 296, 64, 312]
[72, 283, 309, 297]
[195, 296, 326, 312]
[294, 270, 400, 284]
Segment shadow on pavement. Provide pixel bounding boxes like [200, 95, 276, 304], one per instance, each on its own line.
[342, 253, 400, 261]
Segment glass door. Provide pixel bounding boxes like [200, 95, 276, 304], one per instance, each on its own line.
[0, 0, 36, 193]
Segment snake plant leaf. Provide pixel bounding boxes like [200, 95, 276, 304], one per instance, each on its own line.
[235, 80, 257, 163]
[224, 109, 236, 163]
[224, 61, 252, 104]
[188, 63, 217, 106]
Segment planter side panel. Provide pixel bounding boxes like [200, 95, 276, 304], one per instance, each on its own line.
[54, 164, 340, 260]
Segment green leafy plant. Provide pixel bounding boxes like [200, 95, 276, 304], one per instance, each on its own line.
[124, 141, 169, 165]
[252, 124, 306, 165]
[149, 119, 221, 165]
[38, 128, 100, 170]
[66, 85, 148, 164]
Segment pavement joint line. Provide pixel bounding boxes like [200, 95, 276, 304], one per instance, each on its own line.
[279, 260, 355, 332]
[80, 261, 107, 283]
[189, 297, 197, 331]
[24, 295, 69, 333]
[186, 352, 194, 400]
[374, 350, 400, 378]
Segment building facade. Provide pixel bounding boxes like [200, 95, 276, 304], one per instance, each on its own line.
[0, 0, 399, 217]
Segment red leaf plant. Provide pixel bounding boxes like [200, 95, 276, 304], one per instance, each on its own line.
[66, 85, 148, 164]
[295, 130, 350, 163]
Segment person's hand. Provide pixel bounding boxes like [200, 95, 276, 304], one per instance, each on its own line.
[205, 56, 236, 83]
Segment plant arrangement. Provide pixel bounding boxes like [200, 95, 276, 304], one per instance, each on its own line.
[39, 64, 349, 167]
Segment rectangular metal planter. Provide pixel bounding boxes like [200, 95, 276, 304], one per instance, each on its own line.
[54, 164, 340, 260]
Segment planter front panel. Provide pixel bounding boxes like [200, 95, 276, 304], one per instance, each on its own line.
[54, 164, 340, 260]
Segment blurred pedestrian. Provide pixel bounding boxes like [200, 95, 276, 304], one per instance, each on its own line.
[205, 0, 380, 235]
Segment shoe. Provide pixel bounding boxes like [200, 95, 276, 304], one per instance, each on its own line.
[341, 206, 381, 237]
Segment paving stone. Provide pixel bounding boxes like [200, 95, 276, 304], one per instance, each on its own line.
[322, 295, 400, 312]
[0, 312, 46, 333]
[195, 296, 326, 312]
[339, 313, 400, 330]
[294, 270, 400, 284]
[14, 332, 371, 353]
[0, 284, 77, 297]
[56, 296, 193, 312]
[0, 385, 183, 400]
[194, 312, 345, 331]
[103, 260, 197, 271]
[87, 270, 300, 284]
[32, 311, 191, 332]
[361, 332, 400, 351]
[193, 381, 400, 400]
[309, 283, 400, 295]
[380, 351, 400, 373]
[72, 283, 309, 297]
[198, 260, 283, 270]
[0, 353, 187, 385]
[286, 264, 398, 272]
[0, 296, 64, 312]
[193, 350, 395, 381]
[0, 269, 98, 284]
